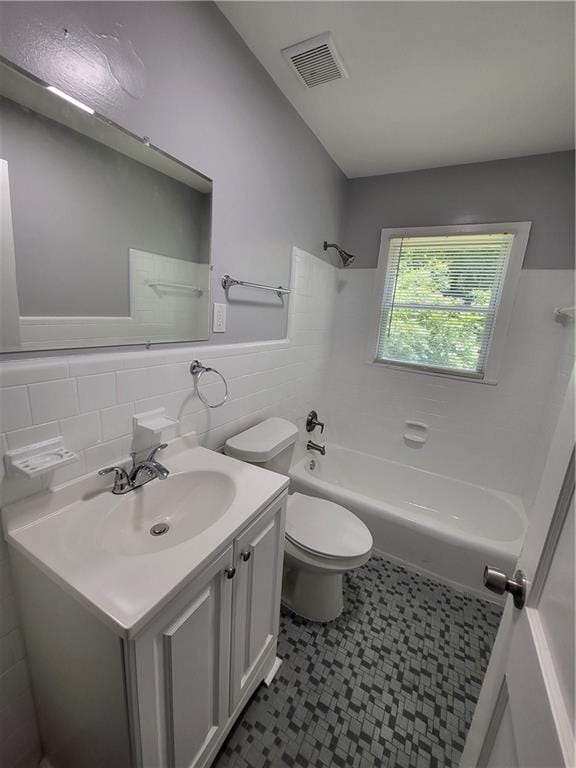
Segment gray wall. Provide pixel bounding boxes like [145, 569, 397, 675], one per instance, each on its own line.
[1, 97, 210, 317]
[0, 1, 345, 342]
[343, 151, 575, 269]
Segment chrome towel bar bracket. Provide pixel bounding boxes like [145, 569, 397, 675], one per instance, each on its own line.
[221, 274, 290, 298]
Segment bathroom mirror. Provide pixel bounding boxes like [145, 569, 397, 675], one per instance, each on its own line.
[0, 59, 212, 352]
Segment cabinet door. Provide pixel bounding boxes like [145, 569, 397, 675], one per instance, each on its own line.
[134, 546, 234, 768]
[230, 496, 286, 710]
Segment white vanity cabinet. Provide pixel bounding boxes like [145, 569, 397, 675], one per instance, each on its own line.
[8, 486, 287, 768]
[132, 495, 287, 768]
[133, 546, 235, 768]
[230, 498, 285, 710]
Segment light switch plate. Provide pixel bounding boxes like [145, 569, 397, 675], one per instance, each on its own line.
[213, 302, 226, 333]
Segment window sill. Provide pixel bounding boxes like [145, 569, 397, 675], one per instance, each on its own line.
[367, 358, 498, 385]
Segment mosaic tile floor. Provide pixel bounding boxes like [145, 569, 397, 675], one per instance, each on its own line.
[214, 554, 502, 768]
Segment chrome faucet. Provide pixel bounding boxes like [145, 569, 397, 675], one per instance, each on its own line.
[98, 444, 170, 494]
[307, 440, 326, 456]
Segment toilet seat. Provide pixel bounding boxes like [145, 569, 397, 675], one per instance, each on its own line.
[286, 493, 373, 560]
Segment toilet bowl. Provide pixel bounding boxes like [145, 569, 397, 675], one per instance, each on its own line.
[224, 418, 373, 622]
[283, 492, 372, 621]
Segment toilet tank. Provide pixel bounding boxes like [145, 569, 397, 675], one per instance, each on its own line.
[224, 418, 298, 475]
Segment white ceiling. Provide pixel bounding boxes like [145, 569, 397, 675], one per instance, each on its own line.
[218, 1, 575, 178]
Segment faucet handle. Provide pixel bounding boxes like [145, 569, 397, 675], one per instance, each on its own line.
[98, 466, 124, 477]
[306, 410, 325, 434]
[147, 443, 168, 462]
[98, 466, 130, 491]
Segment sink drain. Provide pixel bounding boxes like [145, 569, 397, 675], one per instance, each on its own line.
[150, 522, 170, 537]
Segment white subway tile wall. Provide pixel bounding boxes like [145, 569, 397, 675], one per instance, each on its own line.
[116, 368, 149, 403]
[77, 373, 117, 413]
[100, 404, 135, 442]
[0, 248, 336, 768]
[0, 389, 31, 434]
[28, 379, 79, 424]
[324, 268, 574, 508]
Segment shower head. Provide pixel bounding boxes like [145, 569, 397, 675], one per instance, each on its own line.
[323, 241, 356, 268]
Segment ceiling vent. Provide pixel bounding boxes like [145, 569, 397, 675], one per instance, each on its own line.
[282, 32, 348, 89]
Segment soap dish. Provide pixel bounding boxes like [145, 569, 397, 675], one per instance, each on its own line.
[133, 408, 178, 440]
[4, 437, 79, 478]
[403, 420, 429, 447]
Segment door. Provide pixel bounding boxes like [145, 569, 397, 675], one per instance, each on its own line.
[461, 373, 575, 768]
[230, 495, 286, 710]
[134, 546, 234, 768]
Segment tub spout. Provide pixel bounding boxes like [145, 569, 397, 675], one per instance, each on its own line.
[307, 440, 326, 456]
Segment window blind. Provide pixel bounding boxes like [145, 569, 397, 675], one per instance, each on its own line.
[376, 233, 515, 376]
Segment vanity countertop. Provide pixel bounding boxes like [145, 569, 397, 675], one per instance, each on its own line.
[2, 446, 288, 638]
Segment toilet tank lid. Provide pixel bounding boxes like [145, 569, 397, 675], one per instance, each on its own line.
[224, 417, 298, 462]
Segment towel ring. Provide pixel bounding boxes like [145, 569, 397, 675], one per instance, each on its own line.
[190, 360, 228, 409]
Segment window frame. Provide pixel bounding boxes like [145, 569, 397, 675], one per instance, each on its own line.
[367, 222, 532, 384]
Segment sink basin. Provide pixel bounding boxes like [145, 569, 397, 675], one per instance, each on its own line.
[99, 470, 236, 555]
[3, 445, 289, 634]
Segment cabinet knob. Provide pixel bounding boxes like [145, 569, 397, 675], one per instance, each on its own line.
[224, 567, 236, 579]
[240, 550, 251, 562]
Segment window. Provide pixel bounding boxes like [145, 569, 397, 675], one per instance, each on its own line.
[370, 223, 531, 382]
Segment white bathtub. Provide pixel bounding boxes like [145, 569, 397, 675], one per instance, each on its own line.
[290, 445, 527, 598]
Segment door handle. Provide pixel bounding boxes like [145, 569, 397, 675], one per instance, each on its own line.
[224, 567, 236, 579]
[240, 550, 251, 562]
[483, 566, 526, 609]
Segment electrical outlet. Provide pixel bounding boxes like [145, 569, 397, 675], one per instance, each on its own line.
[213, 302, 226, 333]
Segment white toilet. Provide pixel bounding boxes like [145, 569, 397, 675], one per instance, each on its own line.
[224, 417, 373, 622]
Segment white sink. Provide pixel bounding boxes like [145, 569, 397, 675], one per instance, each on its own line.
[3, 445, 289, 636]
[100, 470, 236, 555]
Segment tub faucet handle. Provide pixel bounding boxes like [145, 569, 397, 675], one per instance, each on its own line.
[306, 410, 325, 434]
